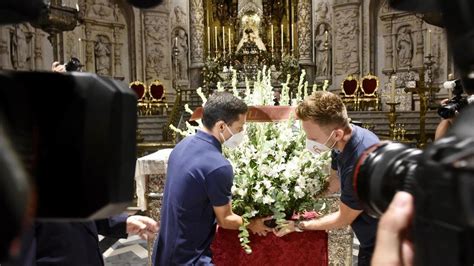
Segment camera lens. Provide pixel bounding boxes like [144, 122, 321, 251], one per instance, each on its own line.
[438, 103, 458, 119]
[353, 142, 422, 217]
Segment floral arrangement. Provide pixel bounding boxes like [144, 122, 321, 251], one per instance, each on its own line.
[171, 67, 331, 253]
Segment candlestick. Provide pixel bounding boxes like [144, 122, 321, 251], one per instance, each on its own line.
[228, 28, 231, 54]
[271, 24, 274, 52]
[391, 75, 397, 103]
[280, 24, 284, 53]
[214, 26, 218, 53]
[427, 29, 432, 55]
[78, 38, 82, 61]
[222, 26, 225, 55]
[207, 26, 211, 55]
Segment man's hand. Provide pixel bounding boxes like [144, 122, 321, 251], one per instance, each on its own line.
[247, 216, 273, 236]
[372, 192, 414, 266]
[52, 61, 66, 73]
[273, 220, 303, 237]
[126, 215, 159, 240]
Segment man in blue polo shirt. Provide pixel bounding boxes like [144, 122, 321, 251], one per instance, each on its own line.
[274, 91, 379, 266]
[153, 92, 272, 265]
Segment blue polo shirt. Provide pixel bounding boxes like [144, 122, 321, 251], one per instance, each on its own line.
[153, 130, 233, 265]
[331, 125, 379, 249]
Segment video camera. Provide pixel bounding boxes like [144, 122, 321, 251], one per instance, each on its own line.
[64, 57, 83, 72]
[438, 79, 468, 119]
[353, 0, 474, 265]
[354, 106, 474, 265]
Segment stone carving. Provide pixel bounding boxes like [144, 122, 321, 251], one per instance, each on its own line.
[173, 6, 186, 26]
[380, 0, 392, 14]
[94, 35, 111, 76]
[396, 26, 413, 67]
[297, 0, 312, 62]
[315, 23, 331, 77]
[114, 3, 122, 22]
[145, 14, 170, 80]
[89, 0, 113, 19]
[237, 0, 263, 18]
[190, 0, 205, 66]
[173, 28, 189, 80]
[334, 8, 359, 75]
[10, 24, 31, 70]
[114, 27, 123, 77]
[316, 1, 329, 21]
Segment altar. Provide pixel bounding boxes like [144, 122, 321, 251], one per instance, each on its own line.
[211, 228, 328, 266]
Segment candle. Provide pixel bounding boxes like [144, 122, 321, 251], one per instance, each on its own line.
[214, 26, 218, 51]
[174, 36, 178, 47]
[78, 38, 82, 61]
[76, 3, 79, 11]
[280, 24, 284, 53]
[228, 28, 231, 54]
[427, 29, 432, 55]
[391, 75, 396, 102]
[207, 26, 211, 54]
[271, 24, 274, 51]
[222, 26, 225, 54]
[324, 30, 328, 43]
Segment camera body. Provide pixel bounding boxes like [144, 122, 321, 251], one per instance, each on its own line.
[354, 105, 474, 265]
[438, 79, 468, 119]
[64, 57, 83, 72]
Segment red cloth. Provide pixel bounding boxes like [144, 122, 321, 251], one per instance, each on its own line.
[211, 228, 328, 266]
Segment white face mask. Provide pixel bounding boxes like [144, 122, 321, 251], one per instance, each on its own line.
[220, 125, 245, 149]
[306, 131, 336, 155]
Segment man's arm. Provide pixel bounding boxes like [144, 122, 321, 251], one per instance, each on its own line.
[302, 201, 362, 230]
[274, 201, 362, 237]
[213, 202, 272, 235]
[213, 201, 243, 230]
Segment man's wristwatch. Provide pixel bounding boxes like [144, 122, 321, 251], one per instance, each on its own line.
[295, 221, 305, 232]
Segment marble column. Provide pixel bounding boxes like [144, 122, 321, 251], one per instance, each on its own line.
[414, 18, 424, 68]
[0, 27, 9, 69]
[333, 0, 361, 87]
[189, 0, 205, 89]
[113, 27, 123, 77]
[383, 21, 394, 74]
[297, 0, 314, 83]
[34, 29, 44, 70]
[85, 29, 94, 72]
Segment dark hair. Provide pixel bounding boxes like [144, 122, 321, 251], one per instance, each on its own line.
[202, 92, 248, 129]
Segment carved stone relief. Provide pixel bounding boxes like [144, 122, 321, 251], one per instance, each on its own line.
[297, 0, 312, 63]
[88, 0, 114, 20]
[396, 26, 413, 68]
[315, 1, 329, 21]
[190, 0, 205, 66]
[9, 24, 33, 71]
[144, 13, 170, 81]
[173, 6, 187, 27]
[94, 35, 112, 76]
[314, 23, 331, 78]
[334, 8, 359, 75]
[172, 27, 189, 81]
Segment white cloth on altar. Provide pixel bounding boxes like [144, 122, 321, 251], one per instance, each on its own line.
[134, 148, 173, 211]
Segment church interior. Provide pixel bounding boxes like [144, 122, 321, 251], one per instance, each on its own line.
[0, 0, 469, 265]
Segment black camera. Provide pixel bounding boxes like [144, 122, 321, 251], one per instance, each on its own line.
[354, 104, 474, 265]
[64, 57, 83, 72]
[438, 79, 468, 119]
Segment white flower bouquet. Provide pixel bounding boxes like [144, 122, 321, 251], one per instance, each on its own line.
[172, 67, 331, 253]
